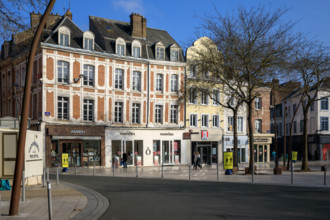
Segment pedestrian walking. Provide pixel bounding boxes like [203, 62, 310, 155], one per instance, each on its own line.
[122, 152, 128, 168]
[192, 152, 197, 169]
[196, 151, 202, 169]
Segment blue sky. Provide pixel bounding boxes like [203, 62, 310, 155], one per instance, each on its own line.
[50, 0, 329, 50]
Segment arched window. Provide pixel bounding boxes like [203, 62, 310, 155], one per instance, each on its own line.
[155, 42, 165, 60]
[58, 26, 71, 46]
[83, 31, 94, 50]
[170, 44, 180, 62]
[132, 40, 141, 58]
[116, 38, 126, 55]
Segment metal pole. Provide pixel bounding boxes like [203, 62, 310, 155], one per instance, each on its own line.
[291, 161, 293, 185]
[43, 168, 46, 187]
[22, 171, 25, 202]
[93, 163, 95, 176]
[161, 163, 164, 179]
[324, 165, 327, 186]
[189, 164, 191, 180]
[56, 167, 59, 185]
[47, 167, 49, 183]
[217, 162, 219, 182]
[9, 0, 56, 215]
[252, 164, 254, 183]
[113, 160, 115, 176]
[47, 182, 52, 220]
[75, 163, 77, 175]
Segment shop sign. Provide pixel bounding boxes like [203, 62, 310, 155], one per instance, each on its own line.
[120, 132, 135, 136]
[28, 141, 40, 160]
[183, 132, 191, 139]
[322, 148, 328, 161]
[201, 130, 208, 140]
[224, 152, 233, 169]
[292, 151, 298, 161]
[71, 130, 86, 134]
[62, 153, 69, 168]
[160, 132, 174, 136]
[253, 137, 272, 144]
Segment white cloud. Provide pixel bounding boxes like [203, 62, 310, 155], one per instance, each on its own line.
[112, 0, 145, 14]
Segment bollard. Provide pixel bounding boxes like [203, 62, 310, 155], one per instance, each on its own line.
[217, 162, 219, 182]
[47, 182, 53, 220]
[136, 163, 139, 178]
[0, 194, 1, 218]
[113, 162, 115, 176]
[161, 163, 164, 179]
[93, 163, 95, 176]
[324, 165, 327, 186]
[56, 167, 59, 185]
[189, 164, 191, 180]
[291, 161, 294, 185]
[75, 163, 77, 175]
[43, 168, 46, 187]
[252, 165, 255, 182]
[47, 167, 49, 183]
[22, 170, 25, 202]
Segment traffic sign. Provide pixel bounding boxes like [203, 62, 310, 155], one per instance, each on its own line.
[292, 151, 297, 161]
[224, 152, 233, 169]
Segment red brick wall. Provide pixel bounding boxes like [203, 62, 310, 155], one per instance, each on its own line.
[109, 97, 112, 121]
[98, 65, 105, 87]
[165, 102, 168, 122]
[126, 100, 130, 122]
[46, 57, 54, 80]
[109, 66, 112, 88]
[127, 68, 130, 89]
[73, 94, 80, 119]
[73, 61, 80, 82]
[46, 91, 54, 117]
[98, 96, 104, 121]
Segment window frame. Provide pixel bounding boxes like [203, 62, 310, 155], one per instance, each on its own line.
[201, 114, 209, 128]
[114, 102, 123, 123]
[83, 64, 95, 86]
[156, 46, 165, 60]
[115, 69, 124, 89]
[155, 73, 163, 92]
[132, 40, 141, 58]
[255, 97, 262, 110]
[227, 116, 233, 132]
[190, 114, 198, 127]
[189, 87, 197, 104]
[212, 90, 220, 106]
[83, 99, 94, 121]
[170, 74, 178, 93]
[116, 38, 126, 56]
[212, 115, 219, 128]
[320, 117, 329, 131]
[132, 71, 141, 91]
[170, 105, 178, 124]
[57, 96, 69, 120]
[155, 105, 163, 124]
[58, 26, 70, 46]
[132, 103, 140, 124]
[201, 90, 209, 105]
[255, 119, 262, 133]
[320, 97, 329, 110]
[57, 61, 69, 83]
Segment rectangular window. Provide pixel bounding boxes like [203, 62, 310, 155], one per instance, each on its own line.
[132, 103, 140, 123]
[156, 47, 164, 60]
[293, 121, 297, 133]
[115, 69, 124, 89]
[213, 115, 219, 127]
[293, 104, 296, 113]
[83, 99, 94, 121]
[155, 105, 163, 123]
[255, 119, 262, 133]
[310, 101, 314, 111]
[60, 33, 69, 46]
[278, 123, 282, 136]
[84, 38, 93, 50]
[213, 90, 220, 105]
[171, 49, 178, 61]
[189, 65, 197, 77]
[238, 116, 243, 132]
[58, 97, 69, 119]
[255, 97, 262, 110]
[83, 65, 94, 86]
[133, 47, 140, 58]
[201, 115, 209, 127]
[227, 96, 234, 106]
[156, 74, 163, 92]
[300, 120, 303, 132]
[190, 114, 197, 127]
[321, 97, 329, 110]
[115, 102, 123, 123]
[170, 75, 178, 93]
[170, 105, 178, 123]
[320, 117, 329, 131]
[202, 71, 209, 78]
[227, 116, 233, 131]
[57, 61, 69, 83]
[189, 88, 197, 104]
[201, 90, 209, 105]
[116, 44, 125, 55]
[132, 71, 141, 91]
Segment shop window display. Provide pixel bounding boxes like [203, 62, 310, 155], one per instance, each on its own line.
[83, 140, 101, 166]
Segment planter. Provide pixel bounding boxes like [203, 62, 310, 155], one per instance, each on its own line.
[273, 167, 282, 175]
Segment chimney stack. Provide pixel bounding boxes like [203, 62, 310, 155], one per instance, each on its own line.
[130, 13, 147, 39]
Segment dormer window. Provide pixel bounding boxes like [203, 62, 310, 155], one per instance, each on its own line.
[83, 31, 94, 50]
[155, 42, 165, 60]
[170, 44, 179, 62]
[116, 38, 126, 55]
[132, 40, 141, 58]
[58, 26, 70, 46]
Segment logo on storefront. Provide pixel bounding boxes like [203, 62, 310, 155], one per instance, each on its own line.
[71, 130, 86, 134]
[28, 141, 40, 159]
[160, 132, 174, 136]
[120, 132, 135, 136]
[201, 130, 208, 140]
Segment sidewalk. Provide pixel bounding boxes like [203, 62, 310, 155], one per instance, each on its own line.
[0, 180, 109, 220]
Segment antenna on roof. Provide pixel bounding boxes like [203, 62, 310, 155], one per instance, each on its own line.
[69, 0, 71, 10]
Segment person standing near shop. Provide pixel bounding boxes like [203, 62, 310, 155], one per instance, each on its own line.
[196, 151, 202, 169]
[122, 152, 128, 168]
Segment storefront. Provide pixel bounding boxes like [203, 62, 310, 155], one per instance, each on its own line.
[253, 134, 274, 163]
[105, 128, 187, 167]
[45, 125, 105, 167]
[223, 135, 249, 163]
[188, 129, 222, 165]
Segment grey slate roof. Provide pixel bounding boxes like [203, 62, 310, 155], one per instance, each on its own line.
[89, 16, 185, 62]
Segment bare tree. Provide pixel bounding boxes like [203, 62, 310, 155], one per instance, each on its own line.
[0, 0, 47, 42]
[195, 7, 296, 173]
[287, 41, 330, 171]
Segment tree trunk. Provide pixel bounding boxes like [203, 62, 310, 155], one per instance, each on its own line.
[274, 108, 279, 169]
[301, 109, 310, 171]
[248, 101, 254, 173]
[283, 107, 286, 167]
[233, 109, 238, 168]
